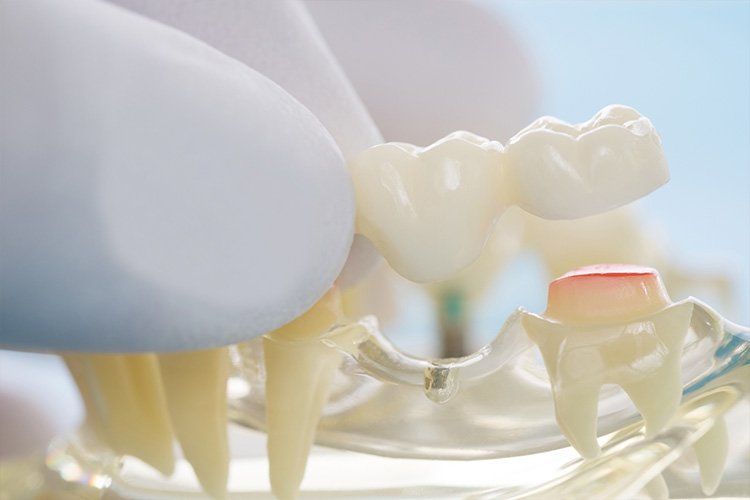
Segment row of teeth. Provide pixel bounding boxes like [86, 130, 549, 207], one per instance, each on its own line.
[65, 267, 730, 499]
[64, 349, 230, 499]
[350, 105, 669, 282]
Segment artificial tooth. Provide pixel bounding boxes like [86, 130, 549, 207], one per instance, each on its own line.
[264, 288, 345, 499]
[350, 132, 505, 283]
[351, 106, 668, 283]
[504, 105, 669, 220]
[158, 348, 230, 499]
[63, 354, 175, 475]
[692, 415, 728, 496]
[523, 265, 693, 458]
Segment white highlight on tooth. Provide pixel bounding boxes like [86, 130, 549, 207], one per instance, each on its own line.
[64, 354, 176, 475]
[523, 265, 692, 458]
[350, 106, 668, 283]
[158, 348, 230, 499]
[263, 288, 345, 500]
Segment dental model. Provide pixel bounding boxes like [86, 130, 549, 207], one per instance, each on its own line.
[523, 264, 693, 458]
[351, 105, 669, 282]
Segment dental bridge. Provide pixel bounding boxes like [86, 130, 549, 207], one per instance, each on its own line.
[55, 106, 750, 500]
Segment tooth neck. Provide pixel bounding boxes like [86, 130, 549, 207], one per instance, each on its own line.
[267, 288, 343, 342]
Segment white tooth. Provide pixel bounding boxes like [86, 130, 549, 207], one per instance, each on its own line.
[523, 265, 692, 458]
[350, 132, 505, 283]
[158, 348, 230, 500]
[263, 288, 345, 500]
[504, 105, 669, 220]
[692, 415, 728, 496]
[63, 354, 175, 475]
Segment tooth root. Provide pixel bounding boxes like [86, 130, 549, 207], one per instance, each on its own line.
[620, 356, 682, 437]
[158, 348, 230, 500]
[553, 382, 604, 458]
[263, 289, 344, 500]
[64, 354, 175, 475]
[642, 474, 669, 500]
[692, 416, 728, 496]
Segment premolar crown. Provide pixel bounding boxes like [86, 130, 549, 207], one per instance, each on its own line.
[523, 264, 693, 458]
[350, 106, 669, 283]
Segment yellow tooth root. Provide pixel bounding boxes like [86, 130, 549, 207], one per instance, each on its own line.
[693, 416, 728, 496]
[63, 353, 175, 475]
[264, 288, 344, 500]
[158, 348, 231, 500]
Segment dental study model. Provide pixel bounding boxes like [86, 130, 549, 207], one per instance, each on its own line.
[1, 1, 747, 499]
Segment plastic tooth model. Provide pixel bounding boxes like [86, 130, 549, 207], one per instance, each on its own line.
[523, 264, 693, 458]
[1, 0, 747, 499]
[351, 105, 669, 283]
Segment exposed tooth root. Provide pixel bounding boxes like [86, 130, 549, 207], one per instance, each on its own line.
[350, 106, 667, 283]
[63, 354, 175, 475]
[552, 383, 603, 459]
[620, 355, 683, 438]
[158, 348, 230, 499]
[524, 265, 692, 458]
[693, 415, 728, 496]
[264, 288, 344, 500]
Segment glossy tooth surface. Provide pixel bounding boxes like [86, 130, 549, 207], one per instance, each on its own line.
[523, 265, 692, 458]
[264, 288, 345, 500]
[158, 348, 230, 499]
[693, 415, 728, 495]
[505, 105, 669, 220]
[64, 354, 175, 474]
[350, 132, 505, 282]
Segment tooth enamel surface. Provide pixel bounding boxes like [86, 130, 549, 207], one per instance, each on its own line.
[545, 264, 672, 326]
[350, 132, 505, 282]
[264, 288, 345, 499]
[64, 354, 176, 475]
[523, 265, 692, 458]
[504, 105, 669, 220]
[693, 415, 728, 496]
[158, 348, 230, 499]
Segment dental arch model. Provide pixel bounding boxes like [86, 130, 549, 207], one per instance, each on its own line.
[1, 1, 748, 500]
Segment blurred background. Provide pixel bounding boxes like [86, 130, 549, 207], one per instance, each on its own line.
[2, 0, 748, 466]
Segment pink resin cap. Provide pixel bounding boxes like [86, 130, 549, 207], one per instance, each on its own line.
[545, 264, 672, 326]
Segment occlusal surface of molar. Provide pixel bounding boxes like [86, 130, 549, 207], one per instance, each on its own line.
[263, 287, 347, 500]
[504, 105, 669, 220]
[350, 106, 668, 283]
[523, 265, 693, 458]
[350, 132, 505, 283]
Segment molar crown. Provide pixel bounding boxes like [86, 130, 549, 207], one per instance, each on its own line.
[350, 106, 669, 284]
